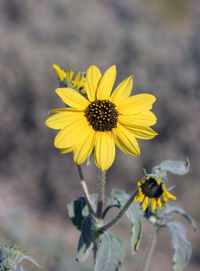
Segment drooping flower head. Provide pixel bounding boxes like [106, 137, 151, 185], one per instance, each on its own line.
[134, 176, 176, 212]
[53, 64, 85, 92]
[46, 65, 157, 171]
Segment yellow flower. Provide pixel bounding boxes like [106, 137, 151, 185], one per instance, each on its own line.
[134, 176, 177, 212]
[46, 65, 157, 171]
[52, 64, 85, 92]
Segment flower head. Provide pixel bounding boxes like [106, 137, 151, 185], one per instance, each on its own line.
[0, 244, 40, 271]
[134, 176, 176, 212]
[53, 64, 85, 92]
[46, 65, 157, 171]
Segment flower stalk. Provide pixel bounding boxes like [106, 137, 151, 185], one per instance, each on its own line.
[96, 170, 106, 218]
[97, 190, 137, 233]
[76, 164, 94, 214]
[141, 225, 159, 271]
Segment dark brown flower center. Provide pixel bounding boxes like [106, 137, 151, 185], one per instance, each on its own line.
[141, 178, 163, 198]
[85, 100, 119, 131]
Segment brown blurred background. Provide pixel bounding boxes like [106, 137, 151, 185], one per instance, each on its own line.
[0, 0, 200, 270]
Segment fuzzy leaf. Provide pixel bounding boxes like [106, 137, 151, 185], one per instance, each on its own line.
[130, 206, 142, 252]
[76, 215, 95, 263]
[94, 232, 125, 271]
[110, 189, 142, 252]
[165, 205, 198, 233]
[167, 221, 192, 271]
[67, 195, 96, 230]
[156, 159, 190, 176]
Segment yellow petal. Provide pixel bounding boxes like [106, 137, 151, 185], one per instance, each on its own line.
[118, 111, 157, 126]
[137, 187, 143, 195]
[138, 193, 145, 203]
[157, 198, 162, 210]
[55, 88, 89, 109]
[85, 65, 102, 101]
[151, 198, 157, 212]
[117, 94, 156, 115]
[94, 131, 115, 171]
[73, 127, 95, 164]
[142, 197, 149, 211]
[53, 64, 66, 81]
[119, 121, 157, 140]
[97, 65, 116, 100]
[48, 108, 81, 114]
[134, 195, 140, 202]
[137, 180, 144, 186]
[155, 178, 161, 185]
[73, 71, 81, 87]
[135, 188, 144, 203]
[45, 111, 84, 129]
[113, 123, 140, 156]
[66, 70, 74, 83]
[77, 76, 85, 90]
[110, 76, 133, 105]
[162, 192, 168, 203]
[54, 117, 89, 148]
[60, 146, 74, 154]
[166, 191, 177, 201]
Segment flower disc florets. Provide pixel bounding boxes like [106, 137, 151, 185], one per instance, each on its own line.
[140, 177, 163, 198]
[134, 176, 176, 212]
[85, 100, 119, 131]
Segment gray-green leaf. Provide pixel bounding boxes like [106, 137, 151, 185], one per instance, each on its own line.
[67, 195, 96, 230]
[130, 205, 142, 252]
[110, 189, 142, 252]
[94, 232, 125, 271]
[165, 205, 198, 233]
[155, 159, 190, 176]
[76, 215, 95, 263]
[167, 221, 192, 271]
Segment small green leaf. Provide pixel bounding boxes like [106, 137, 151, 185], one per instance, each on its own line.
[110, 189, 142, 252]
[94, 232, 125, 271]
[154, 159, 190, 176]
[167, 221, 192, 271]
[164, 205, 198, 233]
[76, 214, 95, 263]
[130, 205, 142, 251]
[67, 195, 96, 230]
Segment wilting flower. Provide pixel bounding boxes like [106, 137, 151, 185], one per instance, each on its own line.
[46, 65, 157, 171]
[134, 176, 176, 212]
[53, 64, 85, 92]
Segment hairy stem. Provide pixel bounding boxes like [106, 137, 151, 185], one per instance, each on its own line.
[97, 190, 137, 233]
[96, 171, 106, 218]
[76, 164, 94, 214]
[141, 225, 159, 271]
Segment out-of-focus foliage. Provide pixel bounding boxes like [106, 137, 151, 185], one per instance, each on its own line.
[0, 244, 40, 271]
[0, 0, 200, 270]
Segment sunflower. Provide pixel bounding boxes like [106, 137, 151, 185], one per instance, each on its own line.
[46, 65, 157, 171]
[134, 176, 177, 212]
[53, 64, 85, 92]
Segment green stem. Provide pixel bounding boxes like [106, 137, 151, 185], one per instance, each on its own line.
[97, 190, 137, 233]
[141, 225, 159, 271]
[96, 171, 106, 218]
[76, 164, 94, 214]
[93, 236, 100, 265]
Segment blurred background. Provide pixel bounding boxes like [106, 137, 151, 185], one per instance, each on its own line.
[0, 0, 200, 270]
